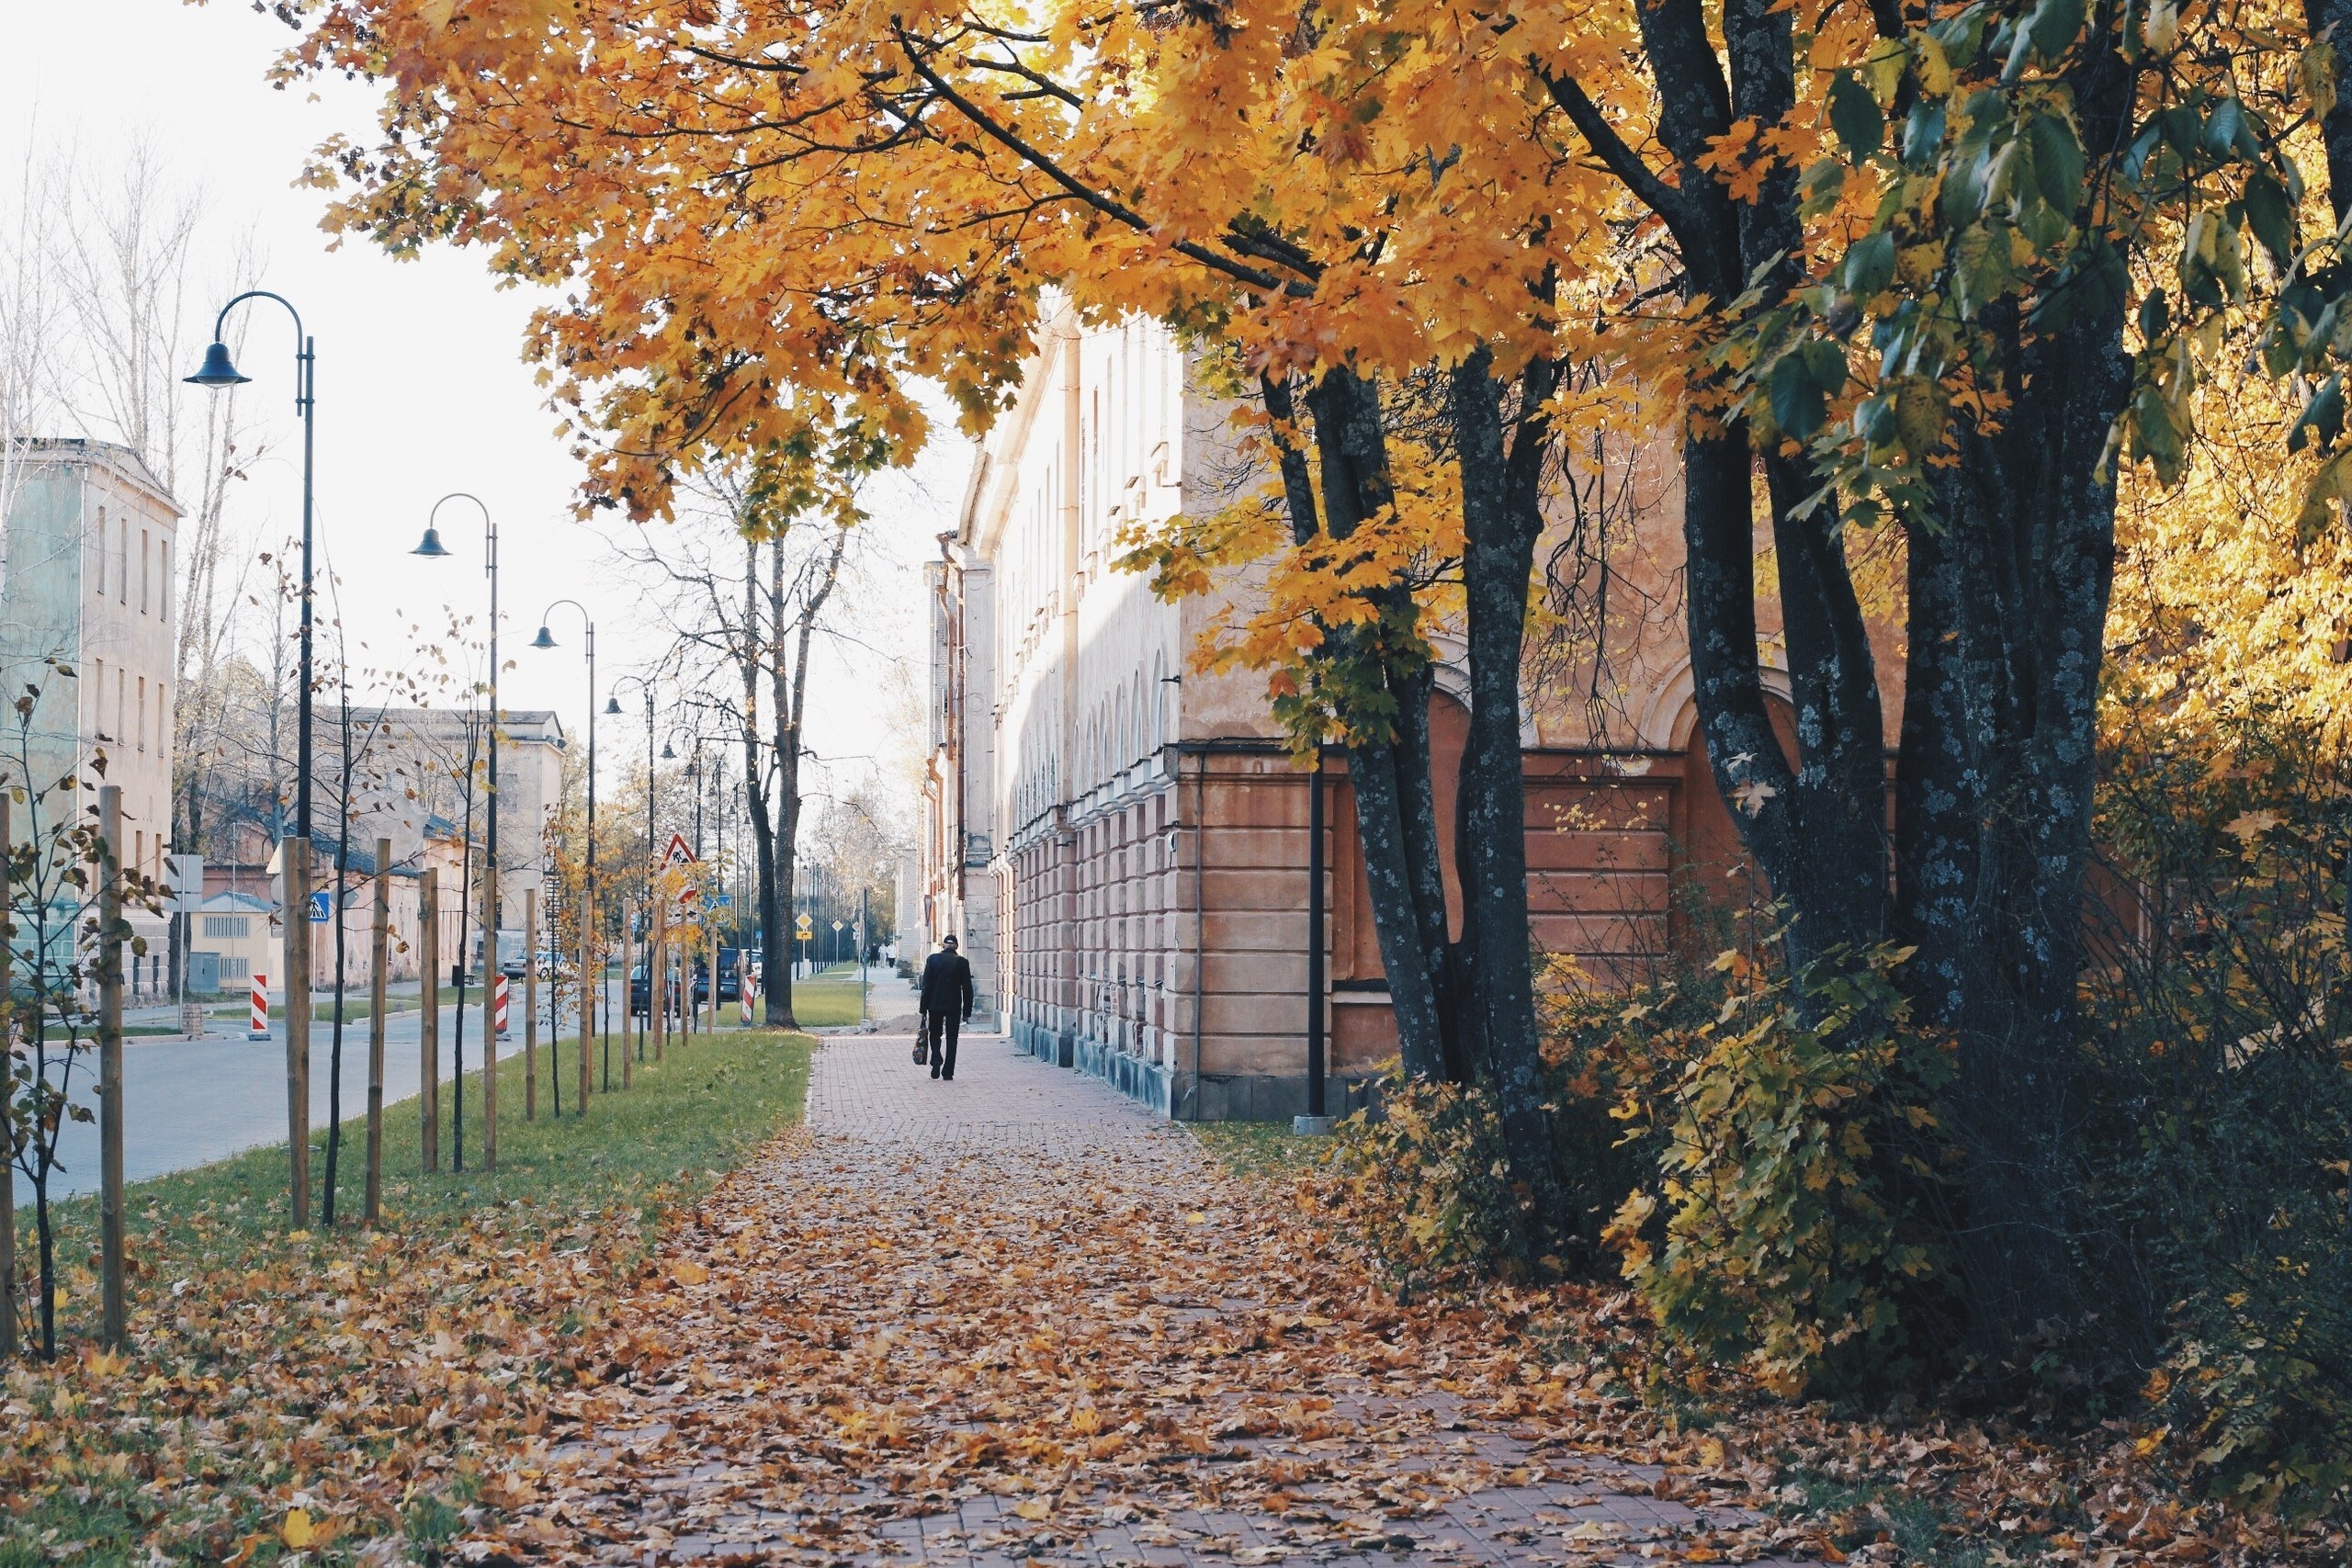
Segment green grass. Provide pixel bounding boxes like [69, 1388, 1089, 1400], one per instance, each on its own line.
[27, 1026, 811, 1291]
[780, 962, 875, 1027]
[1776, 1467, 1997, 1568]
[1190, 1120, 1337, 1181]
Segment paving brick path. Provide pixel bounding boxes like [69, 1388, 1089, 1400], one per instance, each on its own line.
[529, 1033, 1808, 1567]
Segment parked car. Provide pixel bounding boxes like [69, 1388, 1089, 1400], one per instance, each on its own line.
[628, 964, 684, 1019]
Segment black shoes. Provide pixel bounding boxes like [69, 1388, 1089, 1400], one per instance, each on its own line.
[930, 1065, 941, 1078]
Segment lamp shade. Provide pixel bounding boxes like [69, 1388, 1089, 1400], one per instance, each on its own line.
[661, 742, 677, 761]
[530, 625, 558, 649]
[605, 696, 623, 716]
[185, 341, 250, 389]
[411, 526, 451, 558]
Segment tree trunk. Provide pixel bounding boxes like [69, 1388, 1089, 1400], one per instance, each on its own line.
[1895, 297, 2128, 1352]
[1450, 350, 1566, 1227]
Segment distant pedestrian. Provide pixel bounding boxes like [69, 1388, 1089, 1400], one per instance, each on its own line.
[917, 935, 976, 1080]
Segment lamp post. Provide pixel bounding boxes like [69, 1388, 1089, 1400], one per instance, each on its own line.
[413, 494, 502, 987]
[187, 296, 313, 840]
[413, 496, 499, 1168]
[532, 603, 595, 1109]
[607, 674, 660, 1063]
[187, 291, 319, 1227]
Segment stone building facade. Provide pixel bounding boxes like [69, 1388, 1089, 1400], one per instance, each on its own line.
[922, 302, 1865, 1120]
[0, 439, 183, 998]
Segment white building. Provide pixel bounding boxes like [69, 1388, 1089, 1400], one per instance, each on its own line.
[0, 440, 181, 998]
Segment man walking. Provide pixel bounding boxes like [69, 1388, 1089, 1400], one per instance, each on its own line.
[918, 935, 976, 1080]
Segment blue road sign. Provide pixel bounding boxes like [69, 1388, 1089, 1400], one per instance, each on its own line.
[713, 893, 733, 906]
[308, 890, 333, 923]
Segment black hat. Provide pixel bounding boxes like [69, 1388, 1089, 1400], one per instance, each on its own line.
[941, 934, 959, 947]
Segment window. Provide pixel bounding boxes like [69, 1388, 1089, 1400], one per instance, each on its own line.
[136, 677, 146, 750]
[115, 668, 125, 744]
[221, 956, 249, 980]
[118, 519, 128, 604]
[134, 829, 143, 879]
[92, 658, 104, 735]
[160, 539, 171, 620]
[94, 507, 106, 596]
[141, 529, 150, 614]
[204, 914, 250, 940]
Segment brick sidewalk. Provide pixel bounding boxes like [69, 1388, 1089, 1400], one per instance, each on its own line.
[522, 1033, 1810, 1567]
[808, 1031, 1182, 1153]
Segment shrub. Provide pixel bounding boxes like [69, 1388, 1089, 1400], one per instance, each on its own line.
[1609, 944, 1962, 1398]
[2081, 708, 2352, 1517]
[1325, 1074, 1528, 1295]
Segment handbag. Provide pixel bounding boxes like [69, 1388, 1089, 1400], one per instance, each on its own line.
[913, 1012, 929, 1064]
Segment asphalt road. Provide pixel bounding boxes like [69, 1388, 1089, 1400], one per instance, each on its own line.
[27, 996, 586, 1201]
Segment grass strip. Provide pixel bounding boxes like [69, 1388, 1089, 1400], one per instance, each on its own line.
[1189, 1119, 1337, 1181]
[2, 1027, 812, 1564]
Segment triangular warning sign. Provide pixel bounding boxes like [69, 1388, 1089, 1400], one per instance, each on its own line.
[662, 831, 696, 868]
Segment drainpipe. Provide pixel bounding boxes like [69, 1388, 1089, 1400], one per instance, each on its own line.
[1189, 750, 1205, 1120]
[1306, 747, 1325, 1120]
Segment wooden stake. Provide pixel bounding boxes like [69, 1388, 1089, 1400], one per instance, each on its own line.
[483, 866, 499, 1174]
[420, 868, 439, 1173]
[576, 870, 592, 1114]
[524, 886, 538, 1122]
[96, 785, 125, 1348]
[652, 900, 667, 1064]
[284, 838, 311, 1228]
[364, 837, 390, 1226]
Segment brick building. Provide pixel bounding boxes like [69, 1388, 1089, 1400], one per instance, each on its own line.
[922, 301, 1853, 1120]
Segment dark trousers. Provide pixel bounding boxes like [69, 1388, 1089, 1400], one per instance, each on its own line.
[924, 1010, 961, 1077]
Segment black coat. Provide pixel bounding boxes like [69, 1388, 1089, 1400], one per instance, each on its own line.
[919, 950, 975, 1018]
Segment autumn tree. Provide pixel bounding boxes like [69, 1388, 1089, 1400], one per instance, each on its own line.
[273, 0, 2352, 1340]
[280, 0, 1615, 1233]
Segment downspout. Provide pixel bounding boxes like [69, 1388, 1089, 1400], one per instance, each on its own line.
[1061, 319, 1085, 1053]
[1190, 750, 1204, 1121]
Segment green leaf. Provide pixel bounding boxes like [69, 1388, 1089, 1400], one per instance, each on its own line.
[1800, 337, 1849, 395]
[1799, 158, 1849, 220]
[2204, 96, 2253, 159]
[1841, 231, 1897, 299]
[1770, 350, 1829, 439]
[2026, 112, 2084, 217]
[2027, 0, 2086, 62]
[1902, 100, 1947, 167]
[2138, 287, 2171, 343]
[2242, 174, 2293, 268]
[2289, 373, 2343, 455]
[1952, 223, 2015, 316]
[1828, 73, 1884, 164]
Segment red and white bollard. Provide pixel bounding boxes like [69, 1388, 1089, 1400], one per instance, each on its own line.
[492, 974, 511, 1039]
[739, 964, 754, 1025]
[247, 974, 271, 1041]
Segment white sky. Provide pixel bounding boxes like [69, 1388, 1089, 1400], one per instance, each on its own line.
[0, 0, 969, 837]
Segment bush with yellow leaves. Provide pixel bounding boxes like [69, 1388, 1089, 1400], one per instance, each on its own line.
[1607, 944, 1962, 1400]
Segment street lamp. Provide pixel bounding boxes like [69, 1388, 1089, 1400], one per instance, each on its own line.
[532, 601, 596, 1110]
[413, 494, 499, 1169]
[413, 492, 502, 979]
[608, 674, 660, 1064]
[187, 295, 314, 840]
[187, 290, 320, 1228]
